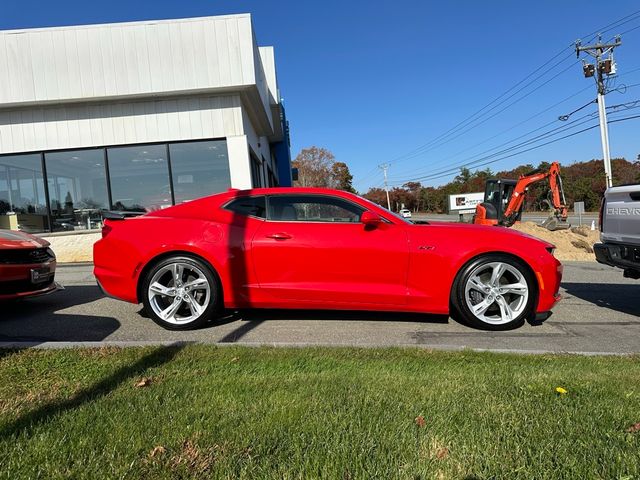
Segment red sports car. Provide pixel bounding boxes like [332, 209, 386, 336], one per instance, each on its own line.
[94, 188, 562, 331]
[0, 229, 59, 300]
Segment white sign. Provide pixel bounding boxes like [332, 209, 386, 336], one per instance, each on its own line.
[448, 192, 484, 214]
[177, 175, 194, 184]
[575, 201, 585, 226]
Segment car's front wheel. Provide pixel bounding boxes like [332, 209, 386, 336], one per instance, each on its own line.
[141, 256, 220, 330]
[451, 254, 536, 330]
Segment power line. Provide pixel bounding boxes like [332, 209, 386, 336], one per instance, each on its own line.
[381, 9, 640, 166]
[618, 22, 640, 37]
[387, 54, 578, 166]
[558, 98, 597, 121]
[386, 78, 640, 186]
[591, 10, 640, 39]
[386, 48, 574, 164]
[389, 112, 602, 184]
[389, 110, 640, 185]
[356, 10, 640, 189]
[387, 71, 640, 185]
[583, 9, 640, 39]
[388, 102, 640, 185]
[389, 79, 594, 180]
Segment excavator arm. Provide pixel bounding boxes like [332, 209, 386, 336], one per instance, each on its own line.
[501, 161, 569, 228]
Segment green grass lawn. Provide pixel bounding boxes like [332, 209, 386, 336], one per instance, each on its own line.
[0, 346, 639, 479]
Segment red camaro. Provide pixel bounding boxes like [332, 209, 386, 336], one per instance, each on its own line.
[0, 229, 59, 300]
[94, 188, 562, 331]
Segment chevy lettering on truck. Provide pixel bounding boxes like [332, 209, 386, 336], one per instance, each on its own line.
[595, 185, 640, 280]
[606, 207, 640, 215]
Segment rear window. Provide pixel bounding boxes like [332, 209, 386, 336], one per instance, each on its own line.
[224, 196, 266, 218]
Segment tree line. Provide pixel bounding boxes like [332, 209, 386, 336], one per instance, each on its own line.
[363, 158, 639, 213]
[293, 146, 640, 213]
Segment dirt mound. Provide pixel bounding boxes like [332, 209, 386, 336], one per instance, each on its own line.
[511, 221, 599, 261]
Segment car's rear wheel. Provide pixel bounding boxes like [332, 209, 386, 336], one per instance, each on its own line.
[451, 254, 536, 330]
[141, 256, 220, 330]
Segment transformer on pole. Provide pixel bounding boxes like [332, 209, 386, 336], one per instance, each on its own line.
[575, 34, 622, 188]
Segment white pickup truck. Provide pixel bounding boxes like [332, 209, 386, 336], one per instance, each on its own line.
[594, 184, 640, 279]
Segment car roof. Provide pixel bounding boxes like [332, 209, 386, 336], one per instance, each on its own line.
[224, 187, 357, 197]
[148, 187, 409, 226]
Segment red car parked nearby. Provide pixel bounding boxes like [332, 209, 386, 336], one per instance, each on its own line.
[0, 229, 59, 301]
[94, 188, 562, 331]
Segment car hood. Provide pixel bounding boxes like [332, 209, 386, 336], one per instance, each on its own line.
[0, 229, 49, 249]
[415, 221, 555, 249]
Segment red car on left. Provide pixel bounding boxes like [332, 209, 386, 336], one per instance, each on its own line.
[0, 230, 60, 300]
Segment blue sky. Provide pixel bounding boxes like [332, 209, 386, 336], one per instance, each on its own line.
[2, 1, 640, 192]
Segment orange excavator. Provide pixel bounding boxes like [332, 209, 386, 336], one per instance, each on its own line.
[473, 161, 570, 231]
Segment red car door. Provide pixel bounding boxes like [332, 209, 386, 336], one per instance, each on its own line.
[250, 194, 410, 306]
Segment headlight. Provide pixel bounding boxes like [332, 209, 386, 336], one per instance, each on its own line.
[546, 246, 555, 256]
[46, 247, 56, 259]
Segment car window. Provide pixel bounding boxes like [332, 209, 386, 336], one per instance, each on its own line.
[224, 196, 266, 218]
[268, 195, 365, 223]
[354, 195, 408, 224]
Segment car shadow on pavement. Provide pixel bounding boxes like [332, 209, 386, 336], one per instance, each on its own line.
[562, 282, 640, 318]
[0, 285, 120, 345]
[136, 307, 242, 331]
[0, 343, 185, 441]
[214, 309, 450, 343]
[237, 309, 450, 323]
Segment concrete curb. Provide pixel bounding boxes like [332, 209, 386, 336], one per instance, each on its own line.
[0, 340, 636, 356]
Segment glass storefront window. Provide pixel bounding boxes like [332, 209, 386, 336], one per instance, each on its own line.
[169, 140, 231, 203]
[107, 144, 172, 212]
[250, 154, 263, 188]
[45, 149, 109, 232]
[0, 154, 48, 233]
[0, 138, 233, 232]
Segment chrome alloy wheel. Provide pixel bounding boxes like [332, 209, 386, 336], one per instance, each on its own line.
[464, 261, 529, 325]
[147, 262, 211, 325]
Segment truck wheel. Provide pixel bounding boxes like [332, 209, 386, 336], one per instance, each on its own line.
[141, 256, 220, 330]
[451, 254, 536, 330]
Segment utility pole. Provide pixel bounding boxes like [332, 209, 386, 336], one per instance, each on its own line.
[379, 163, 391, 210]
[575, 34, 622, 188]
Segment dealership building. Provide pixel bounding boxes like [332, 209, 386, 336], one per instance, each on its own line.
[0, 14, 291, 234]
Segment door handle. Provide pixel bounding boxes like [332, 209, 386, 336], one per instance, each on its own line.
[266, 232, 292, 240]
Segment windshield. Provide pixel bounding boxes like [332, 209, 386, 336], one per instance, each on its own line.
[354, 194, 413, 224]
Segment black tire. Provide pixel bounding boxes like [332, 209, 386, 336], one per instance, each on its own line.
[451, 253, 536, 331]
[141, 255, 221, 331]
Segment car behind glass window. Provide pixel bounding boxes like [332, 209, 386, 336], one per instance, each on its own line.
[225, 196, 266, 218]
[268, 195, 364, 222]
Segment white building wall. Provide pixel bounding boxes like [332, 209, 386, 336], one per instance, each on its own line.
[0, 15, 263, 107]
[241, 107, 271, 162]
[0, 14, 285, 193]
[258, 46, 278, 104]
[0, 95, 244, 154]
[227, 135, 253, 189]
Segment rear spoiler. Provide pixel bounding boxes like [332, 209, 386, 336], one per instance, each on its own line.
[101, 210, 146, 220]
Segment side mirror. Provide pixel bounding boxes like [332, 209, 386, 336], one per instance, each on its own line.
[360, 211, 382, 227]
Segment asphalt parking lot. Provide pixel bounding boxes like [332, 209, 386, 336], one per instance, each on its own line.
[0, 261, 638, 354]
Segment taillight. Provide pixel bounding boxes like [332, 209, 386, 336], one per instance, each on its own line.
[101, 223, 113, 238]
[598, 198, 605, 232]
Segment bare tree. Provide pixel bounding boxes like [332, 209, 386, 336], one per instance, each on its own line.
[293, 147, 336, 187]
